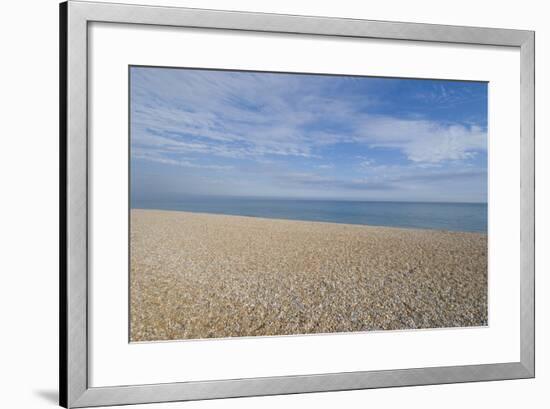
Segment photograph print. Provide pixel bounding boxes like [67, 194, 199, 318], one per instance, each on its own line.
[129, 66, 488, 342]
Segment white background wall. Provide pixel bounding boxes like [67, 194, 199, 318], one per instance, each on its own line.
[0, 0, 547, 408]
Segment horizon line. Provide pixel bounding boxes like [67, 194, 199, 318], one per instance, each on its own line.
[130, 195, 488, 205]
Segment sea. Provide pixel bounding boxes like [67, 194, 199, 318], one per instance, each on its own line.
[132, 197, 487, 234]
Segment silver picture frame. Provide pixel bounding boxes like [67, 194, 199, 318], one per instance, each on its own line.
[60, 1, 535, 407]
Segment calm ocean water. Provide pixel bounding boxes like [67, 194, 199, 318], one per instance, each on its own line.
[132, 197, 487, 233]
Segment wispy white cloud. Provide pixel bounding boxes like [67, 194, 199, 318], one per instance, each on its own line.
[413, 82, 486, 108]
[133, 150, 233, 170]
[357, 156, 376, 169]
[353, 117, 486, 163]
[132, 68, 486, 166]
[269, 165, 486, 201]
[130, 67, 487, 202]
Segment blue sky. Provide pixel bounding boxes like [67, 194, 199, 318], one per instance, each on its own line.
[130, 67, 487, 203]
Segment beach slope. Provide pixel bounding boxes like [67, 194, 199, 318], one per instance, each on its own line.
[130, 209, 487, 341]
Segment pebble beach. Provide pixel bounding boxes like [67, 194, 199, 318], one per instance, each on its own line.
[130, 209, 488, 342]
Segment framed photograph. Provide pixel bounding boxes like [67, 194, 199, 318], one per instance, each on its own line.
[60, 1, 534, 407]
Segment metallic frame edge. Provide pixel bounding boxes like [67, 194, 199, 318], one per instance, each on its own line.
[61, 1, 535, 407]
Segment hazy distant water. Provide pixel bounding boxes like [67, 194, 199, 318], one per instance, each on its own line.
[132, 197, 487, 233]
